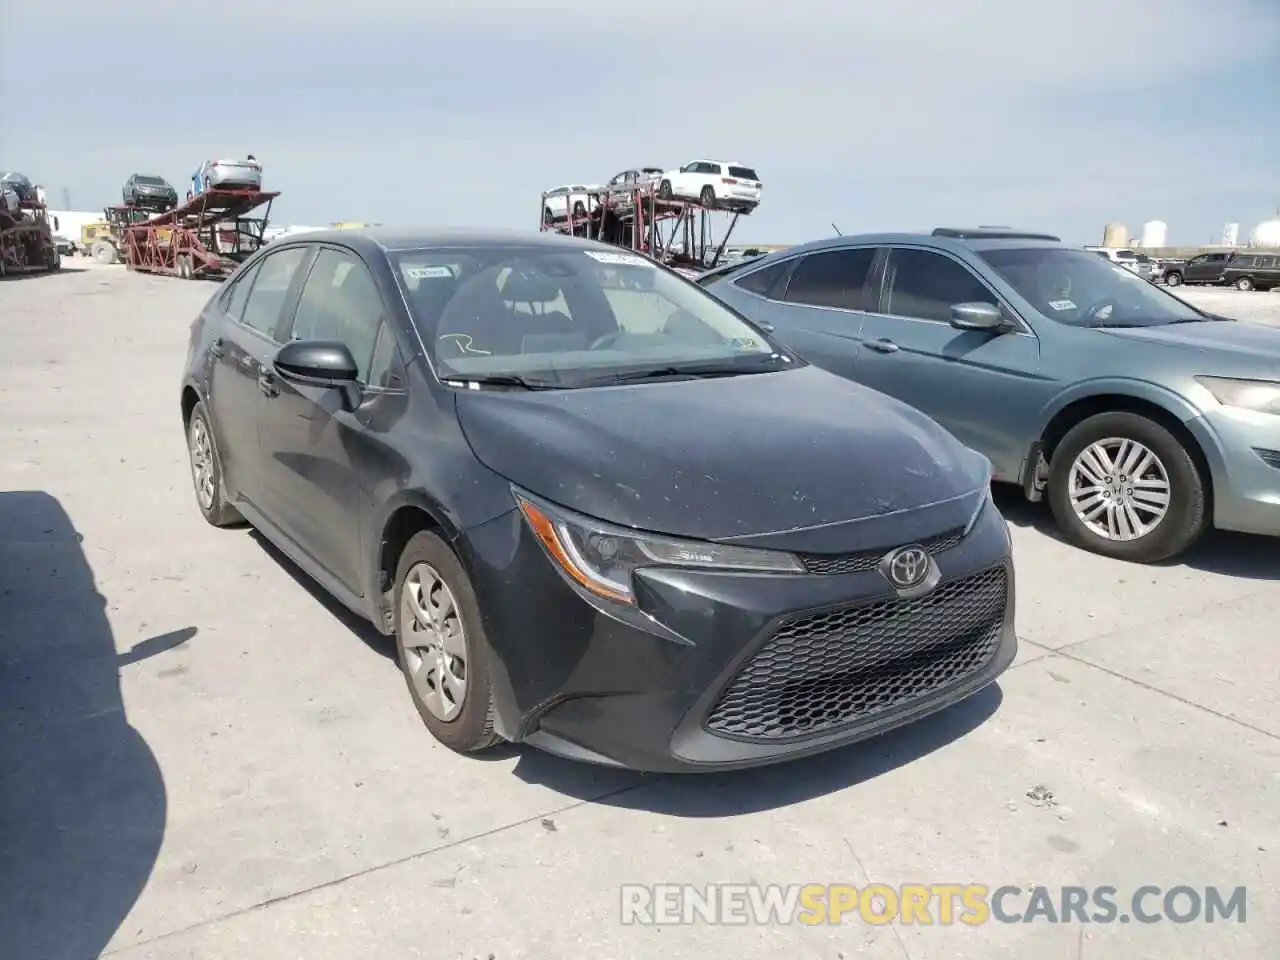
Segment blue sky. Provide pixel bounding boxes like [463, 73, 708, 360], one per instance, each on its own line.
[3, 0, 1277, 245]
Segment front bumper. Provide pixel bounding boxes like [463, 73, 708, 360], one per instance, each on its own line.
[459, 502, 1016, 773]
[1187, 410, 1280, 537]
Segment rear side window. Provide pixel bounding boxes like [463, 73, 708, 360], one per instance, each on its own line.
[733, 260, 790, 298]
[222, 261, 261, 322]
[727, 166, 759, 181]
[783, 249, 877, 310]
[1235, 256, 1256, 268]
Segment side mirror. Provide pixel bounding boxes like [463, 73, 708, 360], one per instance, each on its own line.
[950, 302, 1007, 332]
[274, 340, 359, 386]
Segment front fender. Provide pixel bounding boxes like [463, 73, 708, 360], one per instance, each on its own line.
[1036, 377, 1206, 437]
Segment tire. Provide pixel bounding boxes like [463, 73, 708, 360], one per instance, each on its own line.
[92, 240, 117, 265]
[1164, 271, 1182, 287]
[1047, 411, 1207, 563]
[699, 185, 716, 208]
[572, 200, 586, 218]
[393, 530, 500, 754]
[1236, 276, 1254, 291]
[543, 206, 554, 224]
[658, 179, 673, 200]
[186, 401, 242, 527]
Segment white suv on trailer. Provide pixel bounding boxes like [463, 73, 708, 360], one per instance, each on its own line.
[542, 185, 600, 223]
[656, 160, 762, 212]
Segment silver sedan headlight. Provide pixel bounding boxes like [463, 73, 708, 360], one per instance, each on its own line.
[1195, 376, 1280, 416]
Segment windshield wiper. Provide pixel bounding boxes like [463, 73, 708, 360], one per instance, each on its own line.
[442, 374, 559, 390]
[581, 361, 784, 385]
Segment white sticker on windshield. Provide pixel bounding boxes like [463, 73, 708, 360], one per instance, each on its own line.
[584, 250, 650, 266]
[1048, 299, 1077, 311]
[406, 265, 454, 279]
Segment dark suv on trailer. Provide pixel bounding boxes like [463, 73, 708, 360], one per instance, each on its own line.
[122, 174, 179, 212]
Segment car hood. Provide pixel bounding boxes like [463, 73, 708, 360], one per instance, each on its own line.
[1100, 320, 1280, 366]
[454, 366, 991, 552]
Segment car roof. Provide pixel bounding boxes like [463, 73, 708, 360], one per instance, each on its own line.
[269, 226, 620, 256]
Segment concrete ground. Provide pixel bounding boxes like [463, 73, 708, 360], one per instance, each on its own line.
[1, 260, 1277, 960]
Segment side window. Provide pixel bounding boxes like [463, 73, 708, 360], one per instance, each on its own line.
[288, 248, 386, 381]
[783, 248, 877, 310]
[734, 260, 790, 298]
[884, 249, 998, 323]
[239, 246, 310, 336]
[221, 261, 261, 322]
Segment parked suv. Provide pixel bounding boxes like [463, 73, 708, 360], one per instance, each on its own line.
[1222, 252, 1280, 292]
[701, 227, 1280, 563]
[1083, 246, 1158, 282]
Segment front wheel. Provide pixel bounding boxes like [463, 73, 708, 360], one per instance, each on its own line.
[394, 531, 501, 754]
[1047, 411, 1208, 563]
[1164, 271, 1182, 286]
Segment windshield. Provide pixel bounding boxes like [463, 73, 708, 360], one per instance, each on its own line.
[979, 247, 1205, 327]
[390, 245, 791, 385]
[136, 176, 166, 185]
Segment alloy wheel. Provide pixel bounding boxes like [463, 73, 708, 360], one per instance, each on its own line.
[1067, 437, 1171, 541]
[188, 416, 216, 511]
[399, 563, 469, 721]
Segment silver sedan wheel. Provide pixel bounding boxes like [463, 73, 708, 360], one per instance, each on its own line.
[188, 416, 216, 511]
[399, 563, 468, 722]
[1067, 437, 1171, 541]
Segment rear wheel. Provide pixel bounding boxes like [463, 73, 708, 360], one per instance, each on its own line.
[1236, 276, 1254, 291]
[92, 240, 117, 264]
[699, 185, 716, 208]
[1047, 411, 1207, 563]
[186, 401, 242, 527]
[658, 179, 673, 200]
[394, 531, 501, 754]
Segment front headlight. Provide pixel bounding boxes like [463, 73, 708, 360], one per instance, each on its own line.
[514, 491, 804, 605]
[1195, 376, 1280, 416]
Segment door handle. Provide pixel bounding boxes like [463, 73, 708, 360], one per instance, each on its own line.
[257, 368, 278, 397]
[864, 338, 900, 354]
[209, 337, 224, 359]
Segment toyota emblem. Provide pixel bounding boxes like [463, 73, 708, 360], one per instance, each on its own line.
[883, 545, 930, 589]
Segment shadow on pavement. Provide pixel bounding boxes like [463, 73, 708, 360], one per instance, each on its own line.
[0, 491, 170, 960]
[511, 685, 1002, 814]
[993, 484, 1280, 580]
[0, 265, 91, 282]
[247, 529, 395, 664]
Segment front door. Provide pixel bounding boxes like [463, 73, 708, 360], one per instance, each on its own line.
[852, 246, 1045, 482]
[1184, 254, 1226, 283]
[257, 245, 405, 595]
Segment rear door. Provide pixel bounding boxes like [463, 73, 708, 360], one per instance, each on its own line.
[205, 245, 314, 508]
[257, 245, 407, 594]
[853, 246, 1044, 479]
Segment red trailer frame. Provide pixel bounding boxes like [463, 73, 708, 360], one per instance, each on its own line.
[0, 198, 60, 277]
[539, 182, 745, 270]
[121, 188, 280, 280]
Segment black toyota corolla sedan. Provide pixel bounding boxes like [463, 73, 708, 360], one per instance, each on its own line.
[180, 227, 1017, 772]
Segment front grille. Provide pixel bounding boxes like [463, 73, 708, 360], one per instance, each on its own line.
[704, 566, 1008, 741]
[799, 527, 965, 576]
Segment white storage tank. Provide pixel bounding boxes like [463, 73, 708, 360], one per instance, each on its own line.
[1140, 220, 1167, 248]
[1222, 223, 1240, 246]
[1251, 219, 1280, 247]
[1102, 222, 1129, 247]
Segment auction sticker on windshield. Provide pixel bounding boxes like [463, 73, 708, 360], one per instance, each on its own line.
[1048, 299, 1077, 311]
[405, 265, 455, 280]
[584, 251, 650, 266]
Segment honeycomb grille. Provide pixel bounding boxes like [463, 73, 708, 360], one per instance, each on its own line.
[704, 566, 1008, 741]
[799, 528, 965, 576]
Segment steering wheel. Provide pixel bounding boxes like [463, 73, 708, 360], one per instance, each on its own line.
[589, 331, 627, 351]
[1081, 298, 1120, 322]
